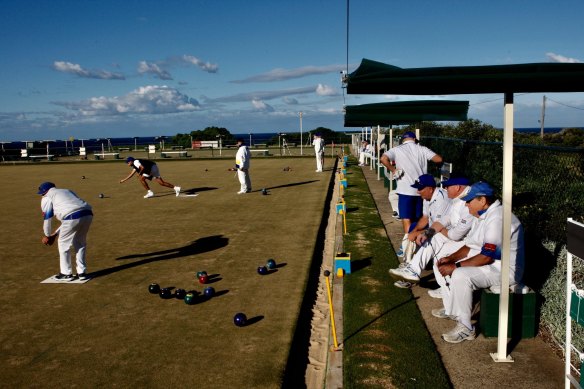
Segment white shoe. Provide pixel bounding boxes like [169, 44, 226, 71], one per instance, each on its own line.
[237, 190, 245, 194]
[388, 266, 420, 282]
[144, 191, 154, 198]
[174, 186, 181, 196]
[428, 288, 442, 299]
[393, 280, 412, 289]
[431, 308, 455, 320]
[442, 323, 476, 343]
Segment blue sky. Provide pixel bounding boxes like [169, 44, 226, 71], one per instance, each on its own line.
[1, 0, 583, 141]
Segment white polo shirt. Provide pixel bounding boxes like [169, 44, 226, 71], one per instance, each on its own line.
[424, 187, 451, 226]
[384, 140, 437, 196]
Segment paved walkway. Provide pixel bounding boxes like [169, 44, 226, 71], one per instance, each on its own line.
[360, 165, 566, 388]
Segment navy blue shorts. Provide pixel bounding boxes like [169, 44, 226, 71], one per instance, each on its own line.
[398, 194, 423, 221]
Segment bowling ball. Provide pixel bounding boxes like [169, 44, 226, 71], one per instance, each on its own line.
[175, 288, 186, 299]
[266, 259, 276, 270]
[159, 288, 172, 299]
[148, 283, 160, 294]
[196, 271, 208, 278]
[203, 287, 215, 298]
[233, 313, 247, 327]
[184, 292, 196, 305]
[198, 274, 208, 284]
[257, 266, 268, 275]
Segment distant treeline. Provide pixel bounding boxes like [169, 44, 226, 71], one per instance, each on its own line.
[400, 119, 584, 148]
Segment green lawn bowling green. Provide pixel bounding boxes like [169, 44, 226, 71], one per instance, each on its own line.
[0, 157, 333, 388]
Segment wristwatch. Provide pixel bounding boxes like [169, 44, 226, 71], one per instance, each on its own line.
[455, 262, 461, 268]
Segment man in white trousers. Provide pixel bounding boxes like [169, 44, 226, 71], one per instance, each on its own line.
[432, 181, 524, 343]
[38, 182, 93, 281]
[358, 140, 374, 166]
[389, 174, 473, 291]
[235, 139, 252, 194]
[389, 174, 451, 282]
[313, 133, 325, 172]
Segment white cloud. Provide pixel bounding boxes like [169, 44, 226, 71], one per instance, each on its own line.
[283, 97, 298, 105]
[53, 61, 125, 80]
[179, 55, 218, 73]
[53, 85, 199, 116]
[137, 61, 173, 80]
[232, 64, 348, 83]
[210, 86, 315, 103]
[251, 99, 274, 112]
[546, 52, 582, 63]
[315, 84, 338, 96]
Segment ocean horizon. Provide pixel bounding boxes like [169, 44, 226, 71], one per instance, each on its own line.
[1, 127, 581, 153]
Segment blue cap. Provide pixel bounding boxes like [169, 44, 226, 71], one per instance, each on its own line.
[461, 182, 494, 202]
[125, 156, 135, 163]
[37, 182, 55, 195]
[411, 174, 436, 189]
[401, 131, 416, 140]
[441, 174, 470, 187]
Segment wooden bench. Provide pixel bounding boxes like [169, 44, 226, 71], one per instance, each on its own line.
[118, 147, 130, 152]
[161, 151, 191, 158]
[250, 149, 270, 156]
[94, 153, 120, 160]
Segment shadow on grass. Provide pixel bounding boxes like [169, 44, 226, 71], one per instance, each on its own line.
[184, 186, 218, 194]
[265, 180, 319, 190]
[89, 235, 229, 279]
[350, 256, 372, 273]
[343, 297, 418, 344]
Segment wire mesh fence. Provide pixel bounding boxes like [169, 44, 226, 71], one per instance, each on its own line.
[422, 136, 584, 245]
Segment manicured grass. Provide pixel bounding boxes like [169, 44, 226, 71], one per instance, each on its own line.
[0, 158, 332, 388]
[341, 157, 451, 388]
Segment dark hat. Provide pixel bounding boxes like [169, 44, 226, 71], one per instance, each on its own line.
[411, 174, 436, 189]
[37, 182, 55, 195]
[125, 156, 135, 163]
[461, 182, 494, 202]
[401, 131, 416, 140]
[441, 174, 470, 187]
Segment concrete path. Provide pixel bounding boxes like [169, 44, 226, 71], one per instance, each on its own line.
[360, 165, 566, 388]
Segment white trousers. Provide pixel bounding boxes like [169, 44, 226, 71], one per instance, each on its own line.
[58, 216, 93, 275]
[315, 152, 324, 171]
[237, 169, 251, 192]
[409, 233, 464, 276]
[444, 263, 500, 326]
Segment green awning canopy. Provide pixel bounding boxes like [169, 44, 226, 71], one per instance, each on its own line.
[346, 58, 584, 95]
[344, 100, 469, 127]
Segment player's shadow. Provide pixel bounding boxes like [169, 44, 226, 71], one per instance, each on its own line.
[265, 180, 319, 190]
[185, 186, 218, 194]
[89, 235, 229, 278]
[350, 257, 372, 273]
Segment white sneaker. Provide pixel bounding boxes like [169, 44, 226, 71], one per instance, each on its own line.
[428, 288, 442, 299]
[144, 191, 154, 198]
[442, 323, 476, 343]
[237, 190, 245, 194]
[431, 308, 455, 320]
[388, 266, 420, 282]
[174, 186, 181, 196]
[393, 280, 412, 289]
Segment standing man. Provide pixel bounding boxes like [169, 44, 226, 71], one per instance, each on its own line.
[433, 182, 524, 343]
[120, 156, 180, 198]
[313, 133, 325, 172]
[38, 182, 93, 281]
[380, 131, 443, 256]
[235, 139, 252, 194]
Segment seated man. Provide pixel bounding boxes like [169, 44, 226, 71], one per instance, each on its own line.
[389, 174, 472, 290]
[358, 140, 374, 166]
[389, 173, 451, 281]
[432, 182, 524, 344]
